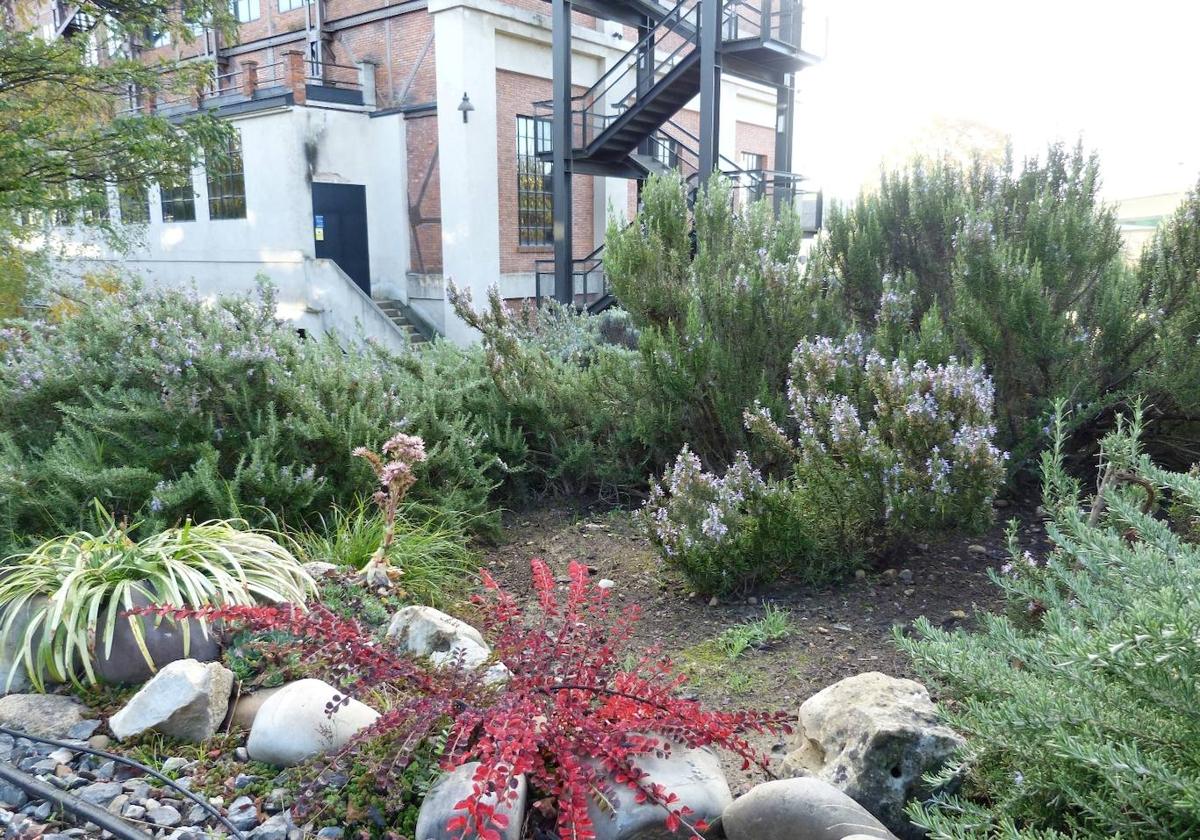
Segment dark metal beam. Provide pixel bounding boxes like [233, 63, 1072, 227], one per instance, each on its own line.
[570, 0, 648, 27]
[551, 0, 574, 304]
[571, 157, 647, 179]
[773, 72, 794, 213]
[697, 0, 721, 177]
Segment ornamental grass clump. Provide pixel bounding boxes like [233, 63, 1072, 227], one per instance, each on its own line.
[896, 404, 1200, 838]
[145, 559, 790, 839]
[0, 505, 314, 690]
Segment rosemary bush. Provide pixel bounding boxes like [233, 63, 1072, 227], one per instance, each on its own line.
[812, 144, 1145, 471]
[897, 405, 1200, 838]
[605, 174, 846, 466]
[0, 282, 502, 549]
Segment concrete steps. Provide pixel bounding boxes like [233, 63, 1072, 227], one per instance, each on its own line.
[373, 299, 428, 346]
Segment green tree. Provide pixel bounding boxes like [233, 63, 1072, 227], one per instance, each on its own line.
[0, 0, 234, 315]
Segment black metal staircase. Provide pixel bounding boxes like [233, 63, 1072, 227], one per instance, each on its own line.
[539, 0, 817, 305]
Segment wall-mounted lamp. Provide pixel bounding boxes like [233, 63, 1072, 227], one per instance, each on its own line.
[457, 92, 474, 123]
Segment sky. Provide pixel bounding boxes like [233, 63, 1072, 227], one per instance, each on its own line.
[795, 0, 1200, 203]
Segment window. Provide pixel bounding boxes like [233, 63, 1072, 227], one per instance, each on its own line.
[516, 115, 552, 247]
[83, 33, 99, 66]
[740, 151, 766, 172]
[118, 181, 150, 223]
[80, 182, 110, 224]
[160, 173, 196, 222]
[232, 0, 260, 22]
[653, 135, 679, 170]
[206, 133, 247, 220]
[278, 0, 310, 12]
[44, 183, 72, 226]
[147, 27, 171, 48]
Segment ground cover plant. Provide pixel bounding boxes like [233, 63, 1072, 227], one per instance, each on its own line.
[897, 405, 1200, 838]
[146, 558, 791, 839]
[289, 499, 477, 610]
[0, 507, 314, 690]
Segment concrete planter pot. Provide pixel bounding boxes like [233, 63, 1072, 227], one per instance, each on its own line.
[93, 592, 222, 686]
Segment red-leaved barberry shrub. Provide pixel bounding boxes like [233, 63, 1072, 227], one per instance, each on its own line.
[138, 559, 791, 840]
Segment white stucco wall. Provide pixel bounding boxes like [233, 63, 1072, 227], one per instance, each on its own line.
[49, 103, 412, 348]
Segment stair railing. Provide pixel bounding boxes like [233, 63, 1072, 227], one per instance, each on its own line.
[722, 0, 802, 46]
[534, 0, 703, 151]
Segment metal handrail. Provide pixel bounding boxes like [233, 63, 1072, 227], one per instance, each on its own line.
[574, 0, 702, 147]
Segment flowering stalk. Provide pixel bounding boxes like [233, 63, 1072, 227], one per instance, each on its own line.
[353, 432, 427, 588]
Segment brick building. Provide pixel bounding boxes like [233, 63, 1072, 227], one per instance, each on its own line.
[35, 0, 818, 344]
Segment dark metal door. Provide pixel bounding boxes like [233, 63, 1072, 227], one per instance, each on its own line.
[312, 182, 371, 295]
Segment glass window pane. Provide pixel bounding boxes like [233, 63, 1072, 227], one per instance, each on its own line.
[206, 132, 246, 220]
[516, 115, 553, 247]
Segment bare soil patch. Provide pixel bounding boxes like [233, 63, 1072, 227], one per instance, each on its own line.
[483, 502, 1050, 793]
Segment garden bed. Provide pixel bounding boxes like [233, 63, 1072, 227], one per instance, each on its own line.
[483, 502, 1050, 793]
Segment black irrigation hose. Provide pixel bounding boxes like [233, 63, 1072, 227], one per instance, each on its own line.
[0, 760, 148, 840]
[0, 724, 247, 840]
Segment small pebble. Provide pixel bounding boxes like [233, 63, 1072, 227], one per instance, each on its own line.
[161, 757, 190, 775]
[147, 804, 182, 828]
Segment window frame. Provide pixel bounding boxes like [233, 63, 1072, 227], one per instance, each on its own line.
[515, 114, 553, 248]
[653, 135, 680, 170]
[740, 151, 766, 172]
[159, 172, 197, 223]
[278, 0, 309, 12]
[232, 0, 260, 22]
[117, 181, 150, 224]
[205, 132, 247, 221]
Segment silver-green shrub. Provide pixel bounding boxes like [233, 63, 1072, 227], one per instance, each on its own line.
[897, 404, 1200, 838]
[0, 281, 502, 548]
[642, 335, 1005, 593]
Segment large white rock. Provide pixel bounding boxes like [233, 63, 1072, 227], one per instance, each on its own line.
[415, 761, 527, 840]
[783, 672, 963, 839]
[386, 606, 491, 671]
[720, 778, 896, 840]
[587, 741, 732, 840]
[246, 678, 379, 767]
[0, 693, 92, 739]
[229, 686, 285, 731]
[109, 659, 234, 742]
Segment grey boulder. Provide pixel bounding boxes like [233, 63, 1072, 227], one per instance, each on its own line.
[94, 593, 221, 685]
[720, 778, 895, 840]
[109, 659, 234, 742]
[0, 693, 93, 739]
[415, 761, 527, 840]
[783, 672, 962, 839]
[246, 679, 379, 767]
[587, 741, 731, 840]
